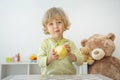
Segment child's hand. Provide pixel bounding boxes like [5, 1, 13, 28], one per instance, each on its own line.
[47, 49, 59, 65]
[64, 45, 76, 62]
[64, 44, 71, 55]
[52, 49, 59, 60]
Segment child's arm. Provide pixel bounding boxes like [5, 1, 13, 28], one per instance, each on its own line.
[37, 40, 48, 67]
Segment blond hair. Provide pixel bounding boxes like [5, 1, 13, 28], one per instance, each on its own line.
[42, 7, 70, 34]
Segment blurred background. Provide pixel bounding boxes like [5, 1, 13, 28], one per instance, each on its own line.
[0, 0, 120, 63]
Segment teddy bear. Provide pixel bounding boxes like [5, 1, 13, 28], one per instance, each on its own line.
[80, 33, 120, 80]
[80, 47, 94, 65]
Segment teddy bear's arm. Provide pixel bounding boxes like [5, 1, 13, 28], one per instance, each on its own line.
[87, 56, 94, 65]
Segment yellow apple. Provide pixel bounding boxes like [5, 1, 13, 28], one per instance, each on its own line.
[55, 45, 67, 60]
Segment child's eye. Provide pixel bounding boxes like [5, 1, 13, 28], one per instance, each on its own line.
[58, 21, 62, 23]
[57, 21, 62, 24]
[49, 23, 53, 26]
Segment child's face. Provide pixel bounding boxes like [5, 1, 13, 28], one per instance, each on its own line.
[46, 15, 65, 38]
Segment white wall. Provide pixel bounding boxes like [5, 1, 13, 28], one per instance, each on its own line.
[0, 0, 120, 63]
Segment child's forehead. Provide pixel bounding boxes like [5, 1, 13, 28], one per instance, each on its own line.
[47, 13, 63, 22]
[49, 13, 62, 19]
[47, 18, 62, 23]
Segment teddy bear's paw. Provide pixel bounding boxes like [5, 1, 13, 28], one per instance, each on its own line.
[87, 60, 94, 65]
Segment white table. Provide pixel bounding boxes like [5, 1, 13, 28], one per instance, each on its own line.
[2, 74, 112, 80]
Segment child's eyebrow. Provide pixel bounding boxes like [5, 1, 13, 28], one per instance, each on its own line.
[55, 19, 62, 21]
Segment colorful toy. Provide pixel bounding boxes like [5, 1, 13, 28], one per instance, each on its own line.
[6, 53, 20, 62]
[30, 54, 37, 62]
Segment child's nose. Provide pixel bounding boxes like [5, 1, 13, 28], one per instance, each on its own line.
[54, 23, 58, 28]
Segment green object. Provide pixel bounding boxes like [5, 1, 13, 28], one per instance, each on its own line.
[6, 57, 10, 62]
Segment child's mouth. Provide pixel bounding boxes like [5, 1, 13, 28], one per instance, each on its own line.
[55, 30, 60, 32]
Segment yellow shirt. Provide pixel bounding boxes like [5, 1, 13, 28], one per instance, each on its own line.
[37, 38, 83, 75]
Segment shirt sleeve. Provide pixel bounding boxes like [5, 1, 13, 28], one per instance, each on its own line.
[70, 41, 84, 66]
[37, 40, 48, 67]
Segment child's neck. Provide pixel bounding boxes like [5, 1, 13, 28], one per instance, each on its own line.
[52, 36, 63, 42]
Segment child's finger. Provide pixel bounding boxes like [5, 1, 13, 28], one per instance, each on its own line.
[65, 45, 71, 53]
[54, 54, 59, 60]
[52, 49, 57, 55]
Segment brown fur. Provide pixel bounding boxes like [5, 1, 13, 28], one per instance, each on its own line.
[80, 33, 120, 80]
[89, 56, 120, 80]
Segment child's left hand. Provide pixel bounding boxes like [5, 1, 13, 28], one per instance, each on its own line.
[64, 45, 76, 62]
[64, 45, 71, 55]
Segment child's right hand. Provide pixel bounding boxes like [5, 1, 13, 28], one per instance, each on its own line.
[51, 49, 59, 60]
[46, 49, 59, 65]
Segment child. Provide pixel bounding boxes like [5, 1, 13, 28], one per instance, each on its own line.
[37, 7, 83, 75]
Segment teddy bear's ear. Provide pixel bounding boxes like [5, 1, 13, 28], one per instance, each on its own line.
[107, 33, 115, 41]
[81, 39, 87, 47]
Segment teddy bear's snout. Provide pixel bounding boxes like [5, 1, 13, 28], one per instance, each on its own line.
[94, 51, 99, 55]
[91, 48, 105, 60]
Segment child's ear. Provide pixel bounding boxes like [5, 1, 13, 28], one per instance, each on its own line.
[43, 27, 49, 34]
[64, 26, 69, 31]
[64, 27, 66, 31]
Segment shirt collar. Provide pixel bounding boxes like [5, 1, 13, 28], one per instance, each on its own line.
[49, 37, 68, 46]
